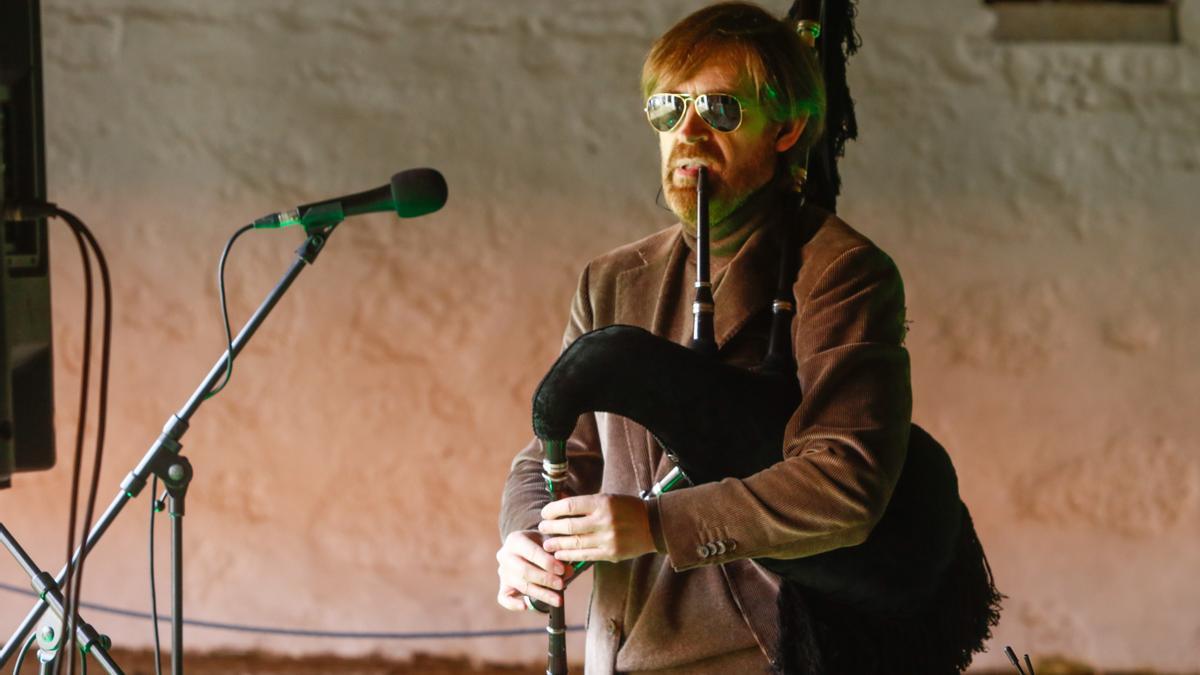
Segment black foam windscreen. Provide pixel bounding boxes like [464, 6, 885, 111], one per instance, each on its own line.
[389, 168, 448, 218]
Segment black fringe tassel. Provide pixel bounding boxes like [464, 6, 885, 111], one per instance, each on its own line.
[773, 505, 1004, 675]
[785, 0, 861, 213]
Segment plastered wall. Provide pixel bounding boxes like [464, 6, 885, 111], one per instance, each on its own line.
[1, 1, 1197, 671]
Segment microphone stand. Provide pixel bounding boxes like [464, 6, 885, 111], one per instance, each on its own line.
[0, 219, 342, 675]
[0, 523, 121, 674]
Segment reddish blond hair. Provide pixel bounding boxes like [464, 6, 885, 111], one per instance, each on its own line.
[642, 2, 825, 176]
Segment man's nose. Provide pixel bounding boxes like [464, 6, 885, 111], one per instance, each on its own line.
[675, 102, 710, 142]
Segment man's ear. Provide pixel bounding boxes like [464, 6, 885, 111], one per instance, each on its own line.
[774, 116, 806, 153]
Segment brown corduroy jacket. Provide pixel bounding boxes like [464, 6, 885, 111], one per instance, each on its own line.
[500, 203, 912, 674]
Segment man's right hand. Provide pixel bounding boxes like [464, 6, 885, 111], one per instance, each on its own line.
[496, 529, 573, 611]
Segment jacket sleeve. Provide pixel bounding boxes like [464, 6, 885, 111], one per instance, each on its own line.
[499, 264, 607, 540]
[648, 244, 912, 570]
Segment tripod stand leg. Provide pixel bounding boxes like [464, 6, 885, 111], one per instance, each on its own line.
[0, 525, 123, 674]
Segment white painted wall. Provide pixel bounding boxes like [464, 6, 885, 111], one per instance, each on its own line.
[1, 1, 1196, 670]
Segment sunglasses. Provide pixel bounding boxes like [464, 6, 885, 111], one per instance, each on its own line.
[644, 93, 746, 134]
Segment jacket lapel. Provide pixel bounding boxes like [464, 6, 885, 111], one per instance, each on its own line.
[614, 229, 687, 335]
[713, 216, 784, 348]
[611, 212, 792, 349]
[611, 230, 687, 494]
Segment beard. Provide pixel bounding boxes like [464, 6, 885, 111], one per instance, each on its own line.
[664, 176, 712, 225]
[661, 150, 774, 227]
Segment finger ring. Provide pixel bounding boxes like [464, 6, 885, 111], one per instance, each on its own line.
[523, 595, 538, 612]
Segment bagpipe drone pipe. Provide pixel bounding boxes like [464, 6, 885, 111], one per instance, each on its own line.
[530, 171, 1001, 674]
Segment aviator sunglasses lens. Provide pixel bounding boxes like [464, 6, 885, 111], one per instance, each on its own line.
[646, 94, 686, 132]
[696, 94, 741, 132]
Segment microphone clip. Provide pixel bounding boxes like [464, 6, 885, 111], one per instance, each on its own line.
[253, 202, 345, 232]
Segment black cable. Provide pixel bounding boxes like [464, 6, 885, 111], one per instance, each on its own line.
[149, 477, 164, 675]
[52, 209, 113, 675]
[146, 223, 250, 673]
[204, 224, 255, 399]
[56, 219, 94, 675]
[0, 581, 582, 639]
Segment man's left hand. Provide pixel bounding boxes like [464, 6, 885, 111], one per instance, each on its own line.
[539, 494, 657, 563]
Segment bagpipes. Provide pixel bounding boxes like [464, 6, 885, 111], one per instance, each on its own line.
[526, 2, 1001, 673]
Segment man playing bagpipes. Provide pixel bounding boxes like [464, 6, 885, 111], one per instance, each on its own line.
[497, 3, 1000, 673]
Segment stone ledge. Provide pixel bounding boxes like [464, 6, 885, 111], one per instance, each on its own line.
[989, 1, 1179, 43]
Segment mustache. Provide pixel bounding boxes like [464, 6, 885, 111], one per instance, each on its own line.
[668, 149, 718, 168]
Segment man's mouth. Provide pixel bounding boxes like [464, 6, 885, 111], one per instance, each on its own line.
[671, 159, 713, 180]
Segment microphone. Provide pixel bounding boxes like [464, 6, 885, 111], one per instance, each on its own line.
[254, 168, 447, 228]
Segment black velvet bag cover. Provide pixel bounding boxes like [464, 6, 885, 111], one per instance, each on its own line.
[531, 324, 1001, 673]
